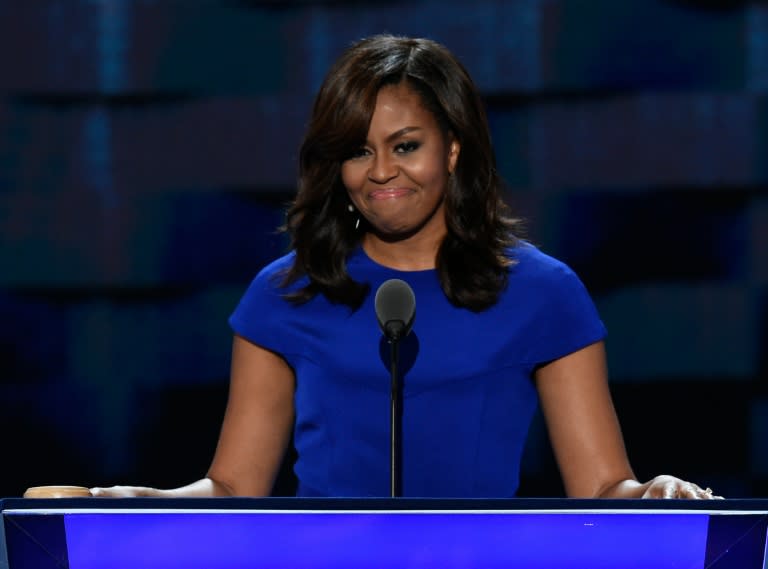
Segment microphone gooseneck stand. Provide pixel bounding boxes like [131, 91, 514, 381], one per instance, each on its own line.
[387, 324, 403, 498]
[374, 278, 416, 499]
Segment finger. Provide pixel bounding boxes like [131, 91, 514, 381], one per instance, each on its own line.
[676, 483, 724, 500]
[689, 485, 710, 499]
[90, 487, 121, 497]
[699, 487, 725, 500]
[90, 486, 127, 497]
[662, 483, 678, 499]
[678, 483, 702, 499]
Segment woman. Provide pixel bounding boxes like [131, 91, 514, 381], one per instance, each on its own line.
[91, 34, 717, 499]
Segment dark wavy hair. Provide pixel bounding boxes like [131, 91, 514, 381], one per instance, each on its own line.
[281, 34, 522, 311]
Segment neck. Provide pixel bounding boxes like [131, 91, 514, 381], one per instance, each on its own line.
[362, 231, 443, 271]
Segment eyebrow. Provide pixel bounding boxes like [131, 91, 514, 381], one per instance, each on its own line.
[383, 126, 423, 143]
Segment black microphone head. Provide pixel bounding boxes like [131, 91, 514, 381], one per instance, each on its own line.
[374, 278, 416, 342]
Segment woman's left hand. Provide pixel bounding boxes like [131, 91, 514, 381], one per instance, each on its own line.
[642, 474, 723, 499]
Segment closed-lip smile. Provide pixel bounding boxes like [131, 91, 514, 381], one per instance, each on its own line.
[369, 187, 413, 200]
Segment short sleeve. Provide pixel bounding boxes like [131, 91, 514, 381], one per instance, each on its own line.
[228, 253, 301, 359]
[515, 246, 607, 366]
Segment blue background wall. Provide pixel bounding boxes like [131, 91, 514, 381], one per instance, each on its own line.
[1, 0, 766, 498]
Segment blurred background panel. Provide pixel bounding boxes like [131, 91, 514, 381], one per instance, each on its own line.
[0, 0, 765, 499]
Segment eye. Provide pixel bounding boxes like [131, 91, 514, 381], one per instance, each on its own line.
[395, 140, 420, 154]
[347, 147, 370, 160]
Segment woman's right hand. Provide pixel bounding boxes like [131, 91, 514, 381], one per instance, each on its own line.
[89, 485, 165, 497]
[89, 478, 227, 498]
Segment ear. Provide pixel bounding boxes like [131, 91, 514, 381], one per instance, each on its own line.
[447, 137, 461, 174]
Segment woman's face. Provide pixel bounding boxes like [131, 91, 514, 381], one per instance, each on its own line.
[341, 83, 460, 241]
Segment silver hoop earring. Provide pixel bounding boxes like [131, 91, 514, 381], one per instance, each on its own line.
[355, 217, 360, 230]
[347, 204, 354, 212]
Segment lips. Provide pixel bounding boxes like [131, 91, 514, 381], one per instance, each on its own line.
[369, 188, 413, 200]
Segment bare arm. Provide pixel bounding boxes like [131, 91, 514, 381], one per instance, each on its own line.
[535, 341, 717, 499]
[91, 334, 295, 498]
[205, 334, 295, 496]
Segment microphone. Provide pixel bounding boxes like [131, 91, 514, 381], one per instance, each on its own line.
[374, 279, 416, 342]
[374, 278, 416, 498]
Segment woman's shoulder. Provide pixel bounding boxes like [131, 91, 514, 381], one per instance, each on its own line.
[502, 240, 597, 302]
[230, 251, 304, 310]
[257, 250, 297, 276]
[231, 251, 298, 319]
[229, 251, 302, 355]
[507, 240, 576, 279]
[249, 250, 300, 289]
[503, 243, 606, 364]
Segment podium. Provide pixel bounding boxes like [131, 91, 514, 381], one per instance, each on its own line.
[2, 497, 767, 568]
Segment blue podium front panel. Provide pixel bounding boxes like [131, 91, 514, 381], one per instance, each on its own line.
[65, 510, 705, 569]
[1, 498, 767, 569]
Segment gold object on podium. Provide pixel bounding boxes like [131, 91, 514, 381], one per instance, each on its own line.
[23, 485, 92, 498]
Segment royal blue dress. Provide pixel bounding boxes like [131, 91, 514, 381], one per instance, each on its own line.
[229, 242, 606, 497]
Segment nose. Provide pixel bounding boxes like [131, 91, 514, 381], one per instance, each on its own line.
[368, 153, 398, 183]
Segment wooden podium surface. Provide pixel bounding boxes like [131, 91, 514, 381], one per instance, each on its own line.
[2, 497, 767, 568]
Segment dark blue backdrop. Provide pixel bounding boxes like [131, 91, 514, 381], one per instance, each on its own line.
[1, 0, 766, 498]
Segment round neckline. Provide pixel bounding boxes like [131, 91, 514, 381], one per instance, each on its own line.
[352, 245, 437, 275]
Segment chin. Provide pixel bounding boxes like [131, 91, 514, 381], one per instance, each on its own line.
[371, 224, 421, 241]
